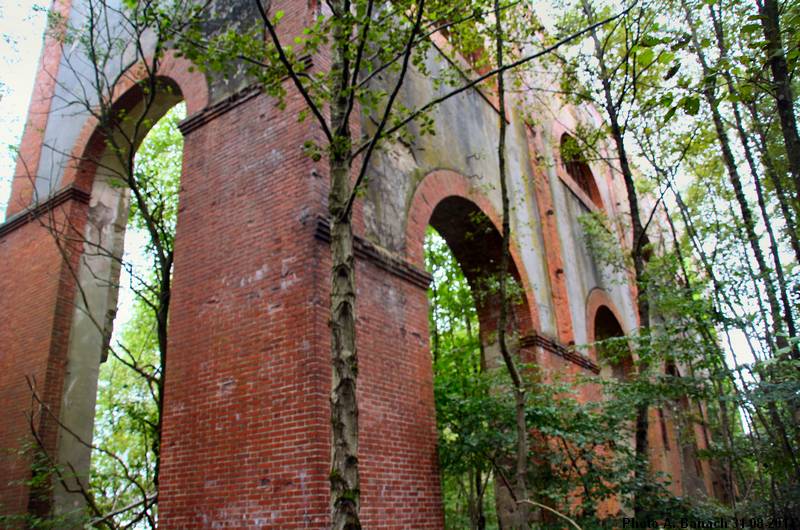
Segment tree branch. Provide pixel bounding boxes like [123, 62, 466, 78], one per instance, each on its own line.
[351, 2, 636, 159]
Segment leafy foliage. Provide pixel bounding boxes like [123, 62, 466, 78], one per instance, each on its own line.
[425, 228, 725, 527]
[12, 0, 800, 525]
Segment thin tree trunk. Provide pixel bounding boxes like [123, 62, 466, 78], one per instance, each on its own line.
[431, 279, 441, 364]
[476, 468, 486, 530]
[329, 2, 361, 527]
[757, 0, 800, 204]
[329, 173, 360, 530]
[152, 255, 171, 490]
[494, 2, 529, 526]
[747, 101, 800, 263]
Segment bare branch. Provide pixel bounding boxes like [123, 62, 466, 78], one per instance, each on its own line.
[351, 3, 636, 159]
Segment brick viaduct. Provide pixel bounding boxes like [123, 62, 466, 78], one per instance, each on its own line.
[0, 0, 717, 527]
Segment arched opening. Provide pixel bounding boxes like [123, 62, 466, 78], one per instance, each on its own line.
[428, 196, 534, 349]
[55, 80, 188, 525]
[91, 101, 186, 524]
[425, 226, 496, 529]
[593, 305, 632, 381]
[560, 134, 603, 209]
[423, 195, 534, 529]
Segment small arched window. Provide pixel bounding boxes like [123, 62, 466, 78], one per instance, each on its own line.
[560, 134, 603, 209]
[594, 305, 631, 381]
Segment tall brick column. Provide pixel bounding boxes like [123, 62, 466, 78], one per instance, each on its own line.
[156, 84, 445, 527]
[0, 192, 89, 518]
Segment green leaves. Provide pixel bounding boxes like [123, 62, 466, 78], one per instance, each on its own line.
[92, 297, 161, 526]
[637, 47, 655, 68]
[129, 103, 186, 259]
[740, 23, 761, 35]
[682, 95, 700, 116]
[423, 223, 715, 524]
[302, 139, 323, 161]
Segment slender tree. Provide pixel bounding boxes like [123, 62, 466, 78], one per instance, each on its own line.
[757, 0, 800, 203]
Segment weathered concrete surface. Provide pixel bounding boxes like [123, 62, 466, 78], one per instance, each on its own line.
[33, 0, 260, 201]
[54, 163, 129, 517]
[362, 48, 638, 347]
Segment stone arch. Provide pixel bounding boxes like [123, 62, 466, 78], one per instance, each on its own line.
[548, 109, 613, 216]
[586, 288, 628, 344]
[50, 53, 206, 514]
[558, 133, 604, 210]
[407, 169, 544, 526]
[405, 169, 541, 335]
[63, 51, 208, 191]
[586, 288, 632, 378]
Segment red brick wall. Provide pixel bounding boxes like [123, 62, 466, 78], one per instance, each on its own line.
[0, 198, 88, 519]
[157, 88, 331, 527]
[158, 84, 446, 527]
[356, 257, 444, 528]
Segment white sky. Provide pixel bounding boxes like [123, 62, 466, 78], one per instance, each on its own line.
[0, 0, 47, 222]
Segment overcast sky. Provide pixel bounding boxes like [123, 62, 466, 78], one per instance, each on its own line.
[0, 1, 47, 222]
